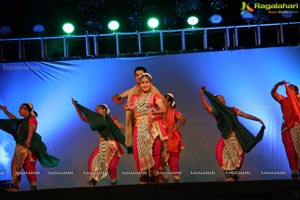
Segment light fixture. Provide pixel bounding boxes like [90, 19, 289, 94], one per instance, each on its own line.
[0, 26, 12, 36]
[147, 17, 159, 30]
[240, 10, 254, 23]
[209, 14, 222, 25]
[33, 24, 45, 34]
[281, 10, 293, 19]
[187, 16, 199, 27]
[108, 20, 120, 32]
[62, 23, 75, 34]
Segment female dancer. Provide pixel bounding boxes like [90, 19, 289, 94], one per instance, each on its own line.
[161, 93, 186, 183]
[271, 81, 300, 179]
[0, 103, 59, 191]
[200, 87, 265, 181]
[124, 73, 167, 184]
[72, 99, 125, 186]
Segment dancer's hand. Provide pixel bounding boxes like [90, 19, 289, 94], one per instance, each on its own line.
[71, 97, 77, 105]
[258, 119, 265, 127]
[200, 86, 206, 94]
[276, 80, 289, 86]
[112, 94, 124, 105]
[0, 105, 7, 112]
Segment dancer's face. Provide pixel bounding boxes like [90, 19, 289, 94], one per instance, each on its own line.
[140, 77, 152, 93]
[95, 106, 106, 116]
[216, 95, 226, 105]
[18, 104, 30, 117]
[135, 70, 145, 84]
[288, 85, 298, 96]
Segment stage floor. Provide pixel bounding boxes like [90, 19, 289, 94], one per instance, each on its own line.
[1, 179, 300, 200]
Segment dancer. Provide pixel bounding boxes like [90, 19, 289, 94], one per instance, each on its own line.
[199, 87, 265, 182]
[72, 98, 125, 186]
[112, 66, 163, 153]
[0, 103, 59, 192]
[123, 72, 167, 184]
[271, 80, 300, 179]
[160, 93, 186, 183]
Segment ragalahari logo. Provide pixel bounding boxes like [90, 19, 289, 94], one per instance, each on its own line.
[240, 1, 298, 14]
[240, 2, 255, 12]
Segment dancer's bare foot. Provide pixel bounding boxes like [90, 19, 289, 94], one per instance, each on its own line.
[225, 177, 235, 182]
[5, 187, 19, 192]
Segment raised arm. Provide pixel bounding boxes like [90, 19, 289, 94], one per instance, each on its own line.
[271, 80, 288, 102]
[71, 98, 88, 123]
[237, 110, 265, 127]
[199, 87, 214, 116]
[0, 105, 17, 119]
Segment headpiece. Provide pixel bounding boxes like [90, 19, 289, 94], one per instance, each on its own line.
[100, 104, 110, 114]
[23, 102, 37, 117]
[139, 72, 152, 81]
[165, 93, 176, 108]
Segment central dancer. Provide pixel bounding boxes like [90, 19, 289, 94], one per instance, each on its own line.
[124, 73, 167, 184]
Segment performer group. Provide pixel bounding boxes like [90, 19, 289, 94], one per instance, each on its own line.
[1, 66, 299, 191]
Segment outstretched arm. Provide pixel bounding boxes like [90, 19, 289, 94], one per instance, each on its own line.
[112, 89, 129, 105]
[238, 110, 265, 127]
[199, 87, 214, 116]
[71, 98, 88, 123]
[0, 105, 17, 119]
[271, 80, 288, 102]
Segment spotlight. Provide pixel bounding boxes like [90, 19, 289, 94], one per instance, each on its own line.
[281, 10, 293, 19]
[209, 14, 222, 25]
[240, 10, 254, 23]
[33, 24, 45, 34]
[147, 17, 159, 30]
[62, 23, 75, 34]
[108, 20, 120, 32]
[187, 16, 199, 27]
[0, 26, 12, 36]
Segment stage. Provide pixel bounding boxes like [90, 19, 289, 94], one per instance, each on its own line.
[1, 179, 300, 200]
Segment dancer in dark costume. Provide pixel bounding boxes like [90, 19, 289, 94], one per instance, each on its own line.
[72, 98, 126, 186]
[0, 103, 59, 192]
[199, 87, 265, 182]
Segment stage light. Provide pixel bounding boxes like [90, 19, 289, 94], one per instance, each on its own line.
[241, 10, 254, 23]
[187, 16, 199, 27]
[0, 26, 12, 36]
[281, 10, 293, 19]
[33, 24, 45, 34]
[62, 23, 75, 34]
[209, 0, 224, 26]
[209, 14, 223, 25]
[147, 17, 159, 30]
[108, 20, 120, 32]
